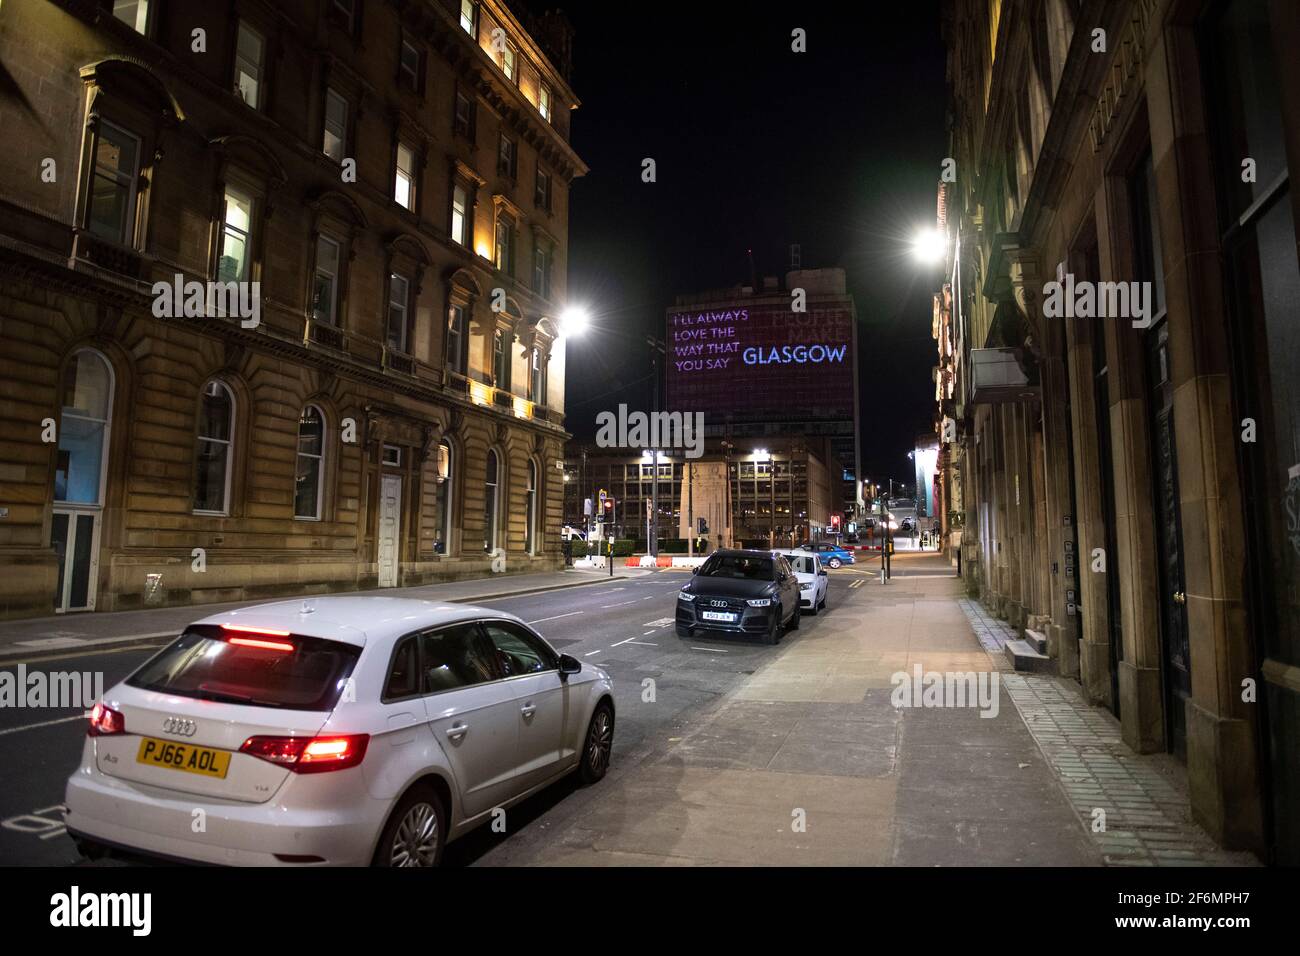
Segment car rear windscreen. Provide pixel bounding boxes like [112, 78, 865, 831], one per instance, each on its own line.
[786, 555, 815, 574]
[126, 625, 361, 711]
[698, 555, 774, 579]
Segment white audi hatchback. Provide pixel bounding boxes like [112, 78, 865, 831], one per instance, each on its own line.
[64, 596, 615, 866]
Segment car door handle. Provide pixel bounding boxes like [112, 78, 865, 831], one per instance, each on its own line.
[445, 723, 469, 740]
[520, 703, 537, 718]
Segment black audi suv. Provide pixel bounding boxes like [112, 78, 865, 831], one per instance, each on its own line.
[675, 549, 802, 644]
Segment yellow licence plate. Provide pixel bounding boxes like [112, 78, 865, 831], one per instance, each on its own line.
[136, 737, 231, 779]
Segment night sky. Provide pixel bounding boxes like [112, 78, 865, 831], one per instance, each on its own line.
[521, 1, 947, 486]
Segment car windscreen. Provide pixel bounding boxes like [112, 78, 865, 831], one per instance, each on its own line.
[697, 555, 774, 580]
[785, 554, 815, 574]
[126, 625, 361, 711]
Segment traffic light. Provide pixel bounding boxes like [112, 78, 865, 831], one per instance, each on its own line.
[697, 517, 708, 535]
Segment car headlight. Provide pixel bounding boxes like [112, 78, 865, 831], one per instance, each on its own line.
[799, 582, 813, 590]
[678, 590, 696, 602]
[746, 598, 772, 607]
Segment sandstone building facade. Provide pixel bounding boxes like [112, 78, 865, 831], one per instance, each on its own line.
[0, 0, 586, 618]
[937, 0, 1299, 862]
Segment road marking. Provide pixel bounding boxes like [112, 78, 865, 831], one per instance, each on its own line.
[609, 636, 639, 647]
[0, 714, 85, 737]
[592, 589, 625, 595]
[600, 601, 638, 608]
[584, 650, 602, 657]
[627, 641, 658, 646]
[849, 580, 865, 589]
[690, 646, 729, 653]
[525, 611, 584, 624]
[643, 618, 675, 628]
[641, 595, 656, 600]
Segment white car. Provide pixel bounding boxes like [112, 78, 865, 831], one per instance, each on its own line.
[772, 549, 828, 615]
[64, 597, 615, 867]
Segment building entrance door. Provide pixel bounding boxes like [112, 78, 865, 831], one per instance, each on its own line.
[1146, 320, 1190, 759]
[51, 508, 100, 612]
[378, 474, 402, 588]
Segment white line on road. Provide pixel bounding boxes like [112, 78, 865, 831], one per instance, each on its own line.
[39, 827, 68, 840]
[627, 641, 658, 646]
[525, 611, 584, 624]
[600, 601, 638, 608]
[690, 646, 729, 653]
[0, 714, 85, 737]
[584, 650, 602, 657]
[609, 636, 639, 647]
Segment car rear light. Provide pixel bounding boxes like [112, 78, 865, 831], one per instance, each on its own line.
[226, 635, 295, 652]
[221, 623, 292, 637]
[87, 701, 125, 737]
[239, 733, 369, 773]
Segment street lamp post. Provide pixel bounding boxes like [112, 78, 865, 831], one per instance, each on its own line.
[648, 336, 665, 558]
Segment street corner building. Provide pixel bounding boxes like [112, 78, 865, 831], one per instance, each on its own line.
[0, 0, 587, 618]
[932, 0, 1300, 862]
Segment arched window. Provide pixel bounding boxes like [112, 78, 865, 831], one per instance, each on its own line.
[194, 380, 234, 513]
[55, 349, 113, 505]
[432, 440, 452, 554]
[483, 448, 499, 552]
[525, 459, 538, 555]
[294, 405, 325, 519]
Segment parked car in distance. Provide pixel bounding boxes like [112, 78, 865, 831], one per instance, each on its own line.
[797, 541, 856, 569]
[773, 549, 829, 614]
[676, 549, 802, 644]
[64, 597, 615, 867]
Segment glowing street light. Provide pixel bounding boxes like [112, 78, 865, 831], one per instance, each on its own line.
[911, 227, 947, 265]
[559, 305, 589, 337]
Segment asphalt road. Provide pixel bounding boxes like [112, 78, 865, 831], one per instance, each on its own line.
[0, 567, 869, 866]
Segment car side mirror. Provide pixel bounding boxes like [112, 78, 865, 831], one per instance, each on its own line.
[819, 568, 828, 577]
[559, 654, 581, 680]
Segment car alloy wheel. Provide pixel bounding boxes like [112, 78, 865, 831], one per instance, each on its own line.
[391, 801, 440, 867]
[828, 557, 842, 569]
[580, 704, 614, 784]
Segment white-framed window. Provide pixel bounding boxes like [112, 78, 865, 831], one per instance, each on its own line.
[525, 459, 538, 554]
[399, 37, 422, 92]
[447, 303, 467, 374]
[483, 448, 499, 552]
[535, 166, 551, 211]
[498, 134, 516, 179]
[459, 0, 476, 36]
[501, 42, 517, 83]
[55, 349, 113, 506]
[529, 347, 547, 405]
[538, 84, 551, 121]
[492, 328, 510, 387]
[235, 21, 265, 109]
[395, 142, 416, 210]
[323, 89, 348, 162]
[294, 405, 325, 520]
[194, 380, 235, 514]
[494, 213, 514, 274]
[86, 120, 140, 245]
[451, 183, 469, 246]
[453, 90, 474, 139]
[533, 239, 552, 299]
[312, 235, 341, 326]
[217, 186, 253, 282]
[387, 273, 410, 353]
[113, 0, 150, 34]
[382, 444, 402, 467]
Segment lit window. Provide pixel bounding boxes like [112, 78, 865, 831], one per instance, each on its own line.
[387, 273, 410, 353]
[484, 448, 499, 552]
[217, 187, 253, 283]
[395, 142, 415, 210]
[55, 350, 113, 506]
[494, 214, 513, 274]
[323, 89, 348, 162]
[493, 329, 511, 387]
[294, 406, 325, 520]
[400, 38, 422, 91]
[459, 0, 476, 36]
[533, 240, 552, 299]
[525, 460, 538, 554]
[529, 347, 546, 404]
[194, 381, 234, 514]
[501, 43, 516, 82]
[431, 441, 452, 554]
[113, 0, 149, 34]
[312, 236, 341, 326]
[451, 183, 469, 246]
[86, 121, 140, 245]
[235, 21, 264, 109]
[538, 84, 551, 121]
